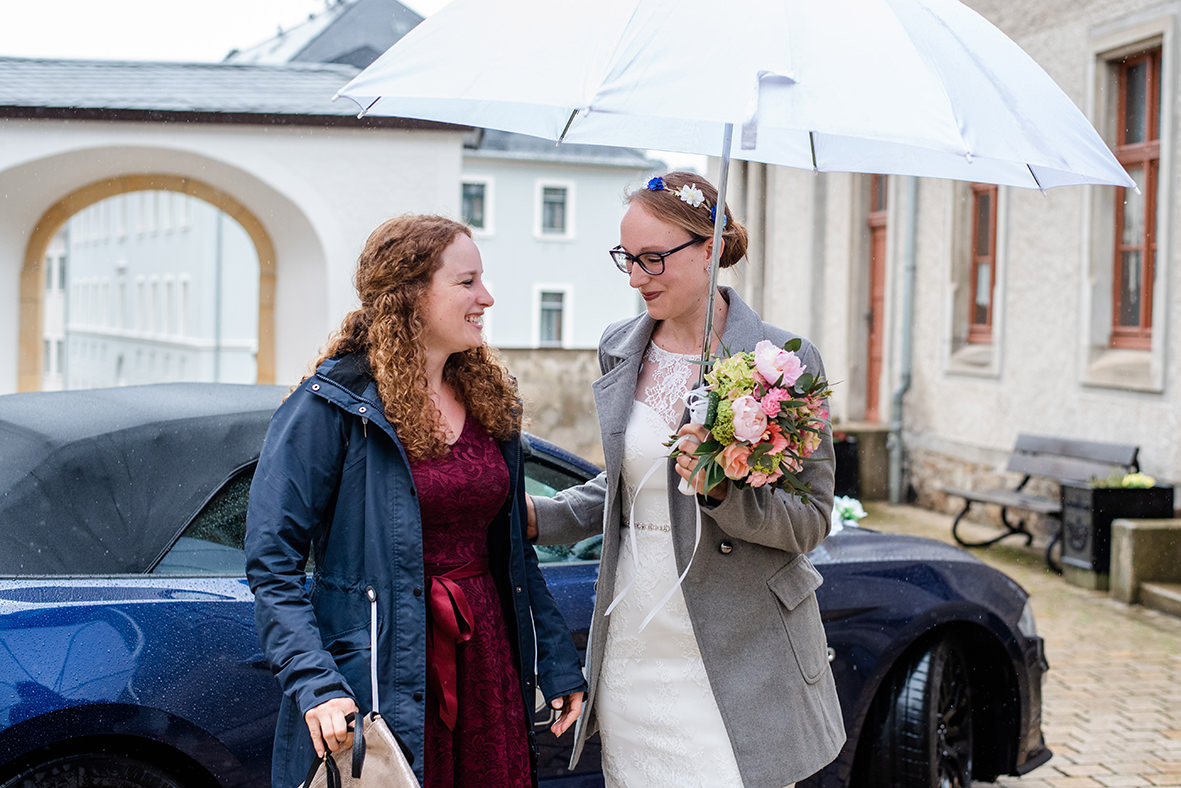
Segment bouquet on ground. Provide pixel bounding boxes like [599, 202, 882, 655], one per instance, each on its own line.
[674, 338, 832, 500]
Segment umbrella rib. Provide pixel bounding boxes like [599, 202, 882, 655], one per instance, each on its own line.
[558, 109, 579, 144]
[1026, 164, 1046, 194]
[809, 132, 818, 172]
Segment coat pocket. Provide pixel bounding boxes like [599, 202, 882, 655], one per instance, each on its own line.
[311, 580, 370, 643]
[767, 554, 829, 685]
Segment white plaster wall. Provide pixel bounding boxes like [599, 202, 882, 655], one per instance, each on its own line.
[462, 155, 651, 349]
[63, 194, 260, 387]
[0, 118, 464, 392]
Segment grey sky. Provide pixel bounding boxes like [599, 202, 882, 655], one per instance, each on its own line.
[0, 0, 449, 61]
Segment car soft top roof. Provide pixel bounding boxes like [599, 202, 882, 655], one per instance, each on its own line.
[0, 383, 287, 575]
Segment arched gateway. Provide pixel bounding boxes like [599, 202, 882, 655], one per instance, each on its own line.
[0, 56, 463, 393]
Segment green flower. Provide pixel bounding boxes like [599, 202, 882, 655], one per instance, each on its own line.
[711, 399, 735, 445]
[750, 452, 779, 474]
[706, 353, 757, 398]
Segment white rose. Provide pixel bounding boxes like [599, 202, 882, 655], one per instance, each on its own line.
[678, 185, 706, 208]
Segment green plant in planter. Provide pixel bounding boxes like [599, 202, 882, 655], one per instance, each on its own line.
[1090, 471, 1156, 489]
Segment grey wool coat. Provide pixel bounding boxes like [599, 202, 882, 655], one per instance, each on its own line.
[533, 287, 846, 788]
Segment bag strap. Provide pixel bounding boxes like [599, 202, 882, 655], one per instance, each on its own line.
[349, 711, 367, 779]
[303, 754, 342, 788]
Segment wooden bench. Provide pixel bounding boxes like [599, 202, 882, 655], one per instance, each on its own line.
[941, 434, 1140, 572]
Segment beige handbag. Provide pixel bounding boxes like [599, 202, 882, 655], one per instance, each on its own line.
[299, 587, 420, 788]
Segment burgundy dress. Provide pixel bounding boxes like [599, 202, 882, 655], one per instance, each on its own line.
[410, 416, 531, 788]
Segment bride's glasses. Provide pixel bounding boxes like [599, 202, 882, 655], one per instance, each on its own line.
[609, 237, 705, 276]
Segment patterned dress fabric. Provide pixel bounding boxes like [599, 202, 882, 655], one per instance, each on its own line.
[596, 342, 745, 787]
[411, 417, 531, 788]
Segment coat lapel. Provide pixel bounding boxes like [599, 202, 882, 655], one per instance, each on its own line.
[592, 312, 654, 485]
[667, 287, 767, 569]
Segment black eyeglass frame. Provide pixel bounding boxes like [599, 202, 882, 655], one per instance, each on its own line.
[609, 236, 705, 276]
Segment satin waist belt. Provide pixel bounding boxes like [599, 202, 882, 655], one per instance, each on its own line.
[426, 555, 490, 730]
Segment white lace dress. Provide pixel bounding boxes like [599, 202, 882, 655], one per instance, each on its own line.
[596, 342, 745, 788]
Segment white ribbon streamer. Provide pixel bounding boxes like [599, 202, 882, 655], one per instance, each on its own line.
[604, 455, 704, 633]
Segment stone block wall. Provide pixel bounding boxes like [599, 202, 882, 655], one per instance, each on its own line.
[498, 347, 605, 466]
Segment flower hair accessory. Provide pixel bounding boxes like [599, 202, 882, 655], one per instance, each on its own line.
[646, 176, 727, 227]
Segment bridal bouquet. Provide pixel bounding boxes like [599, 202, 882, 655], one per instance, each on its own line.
[675, 339, 832, 500]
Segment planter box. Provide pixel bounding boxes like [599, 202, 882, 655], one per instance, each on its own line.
[1060, 483, 1175, 576]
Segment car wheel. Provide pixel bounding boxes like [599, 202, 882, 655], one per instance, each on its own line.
[0, 753, 187, 788]
[859, 639, 974, 788]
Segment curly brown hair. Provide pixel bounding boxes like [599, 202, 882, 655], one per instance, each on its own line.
[628, 171, 749, 268]
[311, 214, 521, 460]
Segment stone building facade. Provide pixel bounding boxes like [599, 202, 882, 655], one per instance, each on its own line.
[730, 0, 1181, 520]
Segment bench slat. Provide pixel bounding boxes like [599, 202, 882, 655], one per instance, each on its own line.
[1006, 453, 1132, 483]
[942, 486, 1061, 514]
[1013, 433, 1139, 468]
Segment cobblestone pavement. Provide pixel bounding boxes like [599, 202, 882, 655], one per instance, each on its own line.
[863, 503, 1181, 788]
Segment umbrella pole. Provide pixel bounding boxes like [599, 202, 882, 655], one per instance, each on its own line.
[696, 123, 733, 388]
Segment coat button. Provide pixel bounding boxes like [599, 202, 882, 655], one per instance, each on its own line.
[311, 384, 320, 391]
[413, 691, 423, 702]
[718, 540, 734, 555]
[358, 406, 367, 414]
[413, 587, 422, 597]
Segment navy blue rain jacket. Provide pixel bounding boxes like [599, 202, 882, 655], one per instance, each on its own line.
[245, 353, 586, 787]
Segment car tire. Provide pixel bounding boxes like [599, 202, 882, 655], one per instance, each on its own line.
[0, 753, 187, 788]
[859, 639, 974, 788]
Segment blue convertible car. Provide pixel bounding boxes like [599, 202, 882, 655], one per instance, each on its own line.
[0, 384, 1049, 788]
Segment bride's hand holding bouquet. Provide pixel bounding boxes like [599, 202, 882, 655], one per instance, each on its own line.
[671, 338, 832, 502]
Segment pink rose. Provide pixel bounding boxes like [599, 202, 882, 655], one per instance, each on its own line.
[730, 395, 769, 443]
[760, 387, 791, 418]
[753, 340, 806, 387]
[718, 443, 752, 480]
[747, 468, 784, 488]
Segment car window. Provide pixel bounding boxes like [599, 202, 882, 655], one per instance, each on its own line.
[525, 457, 601, 565]
[152, 468, 252, 576]
[153, 453, 601, 574]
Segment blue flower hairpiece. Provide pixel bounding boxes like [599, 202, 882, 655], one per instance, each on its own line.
[646, 176, 726, 228]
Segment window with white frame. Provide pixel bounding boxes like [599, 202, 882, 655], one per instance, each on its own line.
[461, 179, 493, 232]
[535, 286, 570, 347]
[537, 182, 573, 237]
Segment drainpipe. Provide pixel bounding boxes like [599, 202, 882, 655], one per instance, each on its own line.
[214, 211, 224, 383]
[888, 176, 919, 504]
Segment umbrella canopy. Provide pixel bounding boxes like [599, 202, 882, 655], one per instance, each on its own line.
[336, 0, 1133, 190]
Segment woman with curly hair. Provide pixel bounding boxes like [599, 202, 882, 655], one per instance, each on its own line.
[246, 214, 586, 788]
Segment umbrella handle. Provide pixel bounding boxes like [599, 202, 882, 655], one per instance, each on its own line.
[697, 123, 733, 388]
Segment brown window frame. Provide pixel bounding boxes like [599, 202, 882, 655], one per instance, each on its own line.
[968, 183, 998, 344]
[1110, 49, 1161, 350]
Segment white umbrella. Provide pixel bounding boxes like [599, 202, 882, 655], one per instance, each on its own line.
[335, 0, 1134, 364]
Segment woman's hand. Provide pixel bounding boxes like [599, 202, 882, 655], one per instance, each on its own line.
[673, 424, 727, 502]
[304, 696, 360, 757]
[549, 692, 585, 737]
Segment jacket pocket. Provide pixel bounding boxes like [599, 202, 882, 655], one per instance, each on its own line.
[311, 579, 370, 643]
[767, 554, 828, 685]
